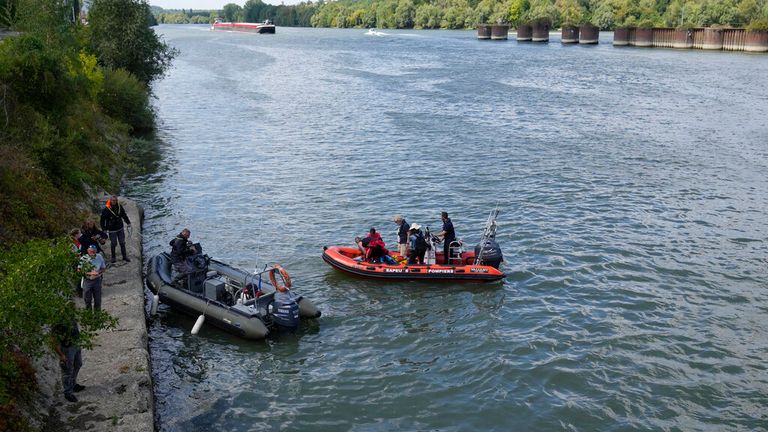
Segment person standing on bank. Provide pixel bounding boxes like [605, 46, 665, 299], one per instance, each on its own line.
[79, 245, 107, 311]
[436, 211, 456, 264]
[393, 214, 410, 258]
[53, 318, 85, 403]
[100, 195, 131, 264]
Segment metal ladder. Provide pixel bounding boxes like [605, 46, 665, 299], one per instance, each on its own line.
[474, 207, 500, 265]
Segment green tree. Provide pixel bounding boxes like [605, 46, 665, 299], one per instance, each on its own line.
[0, 239, 118, 411]
[222, 3, 243, 21]
[395, 0, 416, 27]
[414, 3, 443, 28]
[557, 0, 585, 24]
[86, 0, 177, 84]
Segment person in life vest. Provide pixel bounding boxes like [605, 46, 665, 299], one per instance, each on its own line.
[358, 228, 390, 263]
[100, 195, 131, 264]
[407, 224, 429, 265]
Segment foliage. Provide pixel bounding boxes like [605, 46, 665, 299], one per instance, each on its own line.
[0, 239, 118, 406]
[223, 2, 243, 21]
[86, 0, 177, 84]
[0, 0, 165, 244]
[298, 0, 768, 29]
[98, 68, 154, 133]
[746, 16, 768, 29]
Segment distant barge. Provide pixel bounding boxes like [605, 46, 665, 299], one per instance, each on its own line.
[211, 20, 275, 34]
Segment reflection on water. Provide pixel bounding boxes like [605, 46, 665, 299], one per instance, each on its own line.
[125, 26, 768, 431]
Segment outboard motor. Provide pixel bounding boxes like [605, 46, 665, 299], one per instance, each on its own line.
[270, 296, 300, 331]
[186, 253, 209, 293]
[474, 239, 503, 269]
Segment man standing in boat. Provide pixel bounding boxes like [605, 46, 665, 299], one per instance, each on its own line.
[393, 214, 410, 259]
[435, 211, 456, 264]
[170, 228, 197, 276]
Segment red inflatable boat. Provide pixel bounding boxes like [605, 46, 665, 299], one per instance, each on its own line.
[322, 246, 505, 282]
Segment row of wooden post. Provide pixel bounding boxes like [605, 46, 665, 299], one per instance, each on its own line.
[613, 27, 768, 52]
[477, 23, 599, 44]
[477, 24, 768, 52]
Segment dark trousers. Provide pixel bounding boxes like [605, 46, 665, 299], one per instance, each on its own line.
[60, 346, 82, 396]
[108, 228, 127, 260]
[408, 250, 425, 265]
[443, 240, 455, 265]
[83, 276, 103, 311]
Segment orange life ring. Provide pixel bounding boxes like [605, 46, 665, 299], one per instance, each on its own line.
[269, 264, 292, 292]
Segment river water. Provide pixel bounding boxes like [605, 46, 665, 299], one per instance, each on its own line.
[125, 25, 768, 431]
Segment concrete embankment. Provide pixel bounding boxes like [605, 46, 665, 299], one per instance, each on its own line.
[41, 198, 154, 431]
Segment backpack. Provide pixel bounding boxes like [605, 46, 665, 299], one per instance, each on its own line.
[414, 232, 428, 253]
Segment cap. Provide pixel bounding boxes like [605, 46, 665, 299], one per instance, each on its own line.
[88, 244, 97, 249]
[410, 223, 421, 231]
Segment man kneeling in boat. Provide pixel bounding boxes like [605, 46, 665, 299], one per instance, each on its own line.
[356, 228, 396, 264]
[170, 228, 198, 282]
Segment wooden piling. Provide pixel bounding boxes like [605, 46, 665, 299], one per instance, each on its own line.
[516, 24, 532, 41]
[635, 27, 653, 47]
[673, 28, 694, 49]
[477, 24, 491, 40]
[614, 27, 630, 46]
[491, 24, 510, 40]
[703, 28, 724, 50]
[579, 24, 599, 44]
[532, 21, 550, 42]
[745, 30, 768, 52]
[561, 25, 579, 44]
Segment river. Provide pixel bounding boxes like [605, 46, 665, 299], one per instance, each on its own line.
[125, 25, 768, 431]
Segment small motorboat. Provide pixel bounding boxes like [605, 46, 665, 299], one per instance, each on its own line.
[322, 209, 505, 283]
[211, 19, 276, 34]
[146, 247, 320, 340]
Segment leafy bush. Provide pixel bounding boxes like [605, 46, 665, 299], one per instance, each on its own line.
[99, 68, 154, 133]
[0, 239, 118, 406]
[0, 35, 76, 114]
[747, 17, 768, 31]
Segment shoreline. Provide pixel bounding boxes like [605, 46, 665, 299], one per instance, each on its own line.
[42, 198, 154, 431]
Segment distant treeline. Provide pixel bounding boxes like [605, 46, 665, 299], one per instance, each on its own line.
[152, 0, 768, 30]
[310, 0, 768, 30]
[153, 0, 319, 27]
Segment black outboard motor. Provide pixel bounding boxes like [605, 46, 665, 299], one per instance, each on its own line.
[186, 253, 209, 294]
[474, 239, 503, 269]
[270, 297, 300, 331]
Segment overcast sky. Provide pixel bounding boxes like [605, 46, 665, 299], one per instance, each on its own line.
[150, 0, 299, 9]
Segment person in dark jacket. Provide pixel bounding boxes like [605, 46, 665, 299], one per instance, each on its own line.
[393, 214, 410, 258]
[408, 224, 428, 265]
[79, 220, 106, 256]
[100, 195, 131, 263]
[53, 318, 84, 403]
[436, 211, 457, 264]
[170, 228, 197, 274]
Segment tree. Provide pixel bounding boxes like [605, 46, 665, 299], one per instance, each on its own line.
[395, 0, 415, 27]
[86, 0, 177, 84]
[222, 2, 243, 22]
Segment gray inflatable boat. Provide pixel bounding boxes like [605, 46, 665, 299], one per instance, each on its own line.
[146, 252, 321, 340]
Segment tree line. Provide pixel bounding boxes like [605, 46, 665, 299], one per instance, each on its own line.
[309, 0, 768, 30]
[154, 0, 768, 30]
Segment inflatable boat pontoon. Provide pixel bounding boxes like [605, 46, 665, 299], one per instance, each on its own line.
[146, 251, 320, 340]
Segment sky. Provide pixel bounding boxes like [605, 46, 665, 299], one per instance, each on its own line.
[150, 0, 300, 9]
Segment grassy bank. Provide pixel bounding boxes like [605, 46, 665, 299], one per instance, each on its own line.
[0, 0, 175, 429]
